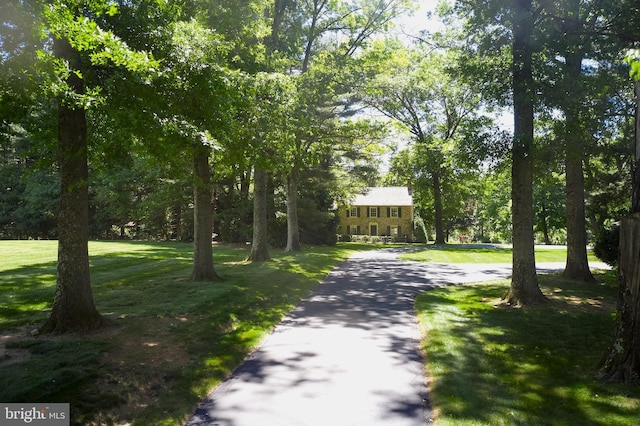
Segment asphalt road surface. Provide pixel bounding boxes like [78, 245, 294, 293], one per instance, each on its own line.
[186, 248, 597, 426]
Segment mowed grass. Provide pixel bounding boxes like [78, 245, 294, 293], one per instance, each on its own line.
[400, 244, 601, 264]
[416, 271, 640, 425]
[0, 240, 372, 425]
[3, 241, 632, 425]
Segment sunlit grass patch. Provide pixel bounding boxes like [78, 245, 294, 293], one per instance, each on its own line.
[0, 240, 372, 425]
[401, 245, 601, 264]
[416, 270, 640, 425]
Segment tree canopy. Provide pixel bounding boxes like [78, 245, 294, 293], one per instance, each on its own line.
[1, 0, 640, 344]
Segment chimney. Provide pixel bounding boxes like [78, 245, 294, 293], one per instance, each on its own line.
[407, 181, 412, 196]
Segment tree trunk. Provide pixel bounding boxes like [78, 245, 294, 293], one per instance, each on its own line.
[433, 170, 446, 245]
[285, 167, 301, 252]
[540, 203, 551, 245]
[599, 74, 640, 383]
[598, 213, 640, 382]
[563, 153, 596, 282]
[561, 46, 595, 283]
[505, 0, 546, 306]
[192, 144, 218, 281]
[170, 203, 182, 240]
[239, 170, 251, 242]
[248, 168, 271, 262]
[42, 38, 103, 333]
[632, 80, 640, 214]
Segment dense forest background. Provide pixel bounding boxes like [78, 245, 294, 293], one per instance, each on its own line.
[1, 0, 637, 249]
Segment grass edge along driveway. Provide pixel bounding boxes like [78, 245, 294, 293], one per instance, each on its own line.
[0, 240, 378, 425]
[413, 250, 639, 426]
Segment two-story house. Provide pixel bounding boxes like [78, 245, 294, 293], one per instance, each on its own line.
[338, 186, 413, 242]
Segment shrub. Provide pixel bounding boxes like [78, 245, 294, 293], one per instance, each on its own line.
[593, 223, 619, 267]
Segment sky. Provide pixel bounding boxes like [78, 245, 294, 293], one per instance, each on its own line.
[393, 0, 446, 38]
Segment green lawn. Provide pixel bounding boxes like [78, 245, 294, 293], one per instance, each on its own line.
[416, 271, 640, 425]
[0, 240, 373, 425]
[2, 241, 632, 425]
[400, 245, 601, 264]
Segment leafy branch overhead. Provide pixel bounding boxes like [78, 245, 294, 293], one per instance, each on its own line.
[39, 0, 158, 106]
[626, 48, 640, 80]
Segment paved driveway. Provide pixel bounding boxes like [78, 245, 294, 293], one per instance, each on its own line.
[186, 249, 579, 426]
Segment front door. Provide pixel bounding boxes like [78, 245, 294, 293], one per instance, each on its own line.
[370, 224, 378, 236]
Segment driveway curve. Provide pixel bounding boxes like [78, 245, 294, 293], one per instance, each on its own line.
[186, 248, 575, 426]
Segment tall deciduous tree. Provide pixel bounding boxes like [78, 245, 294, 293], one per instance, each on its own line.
[158, 19, 232, 281]
[192, 142, 218, 280]
[506, 0, 547, 304]
[555, 1, 596, 283]
[272, 0, 413, 252]
[452, 0, 547, 303]
[37, 0, 156, 331]
[45, 36, 104, 332]
[249, 167, 271, 261]
[539, 0, 624, 283]
[247, 72, 296, 261]
[362, 42, 492, 244]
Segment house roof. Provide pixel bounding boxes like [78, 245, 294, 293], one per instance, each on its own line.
[350, 187, 412, 207]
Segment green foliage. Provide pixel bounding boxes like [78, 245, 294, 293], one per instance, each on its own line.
[593, 223, 620, 267]
[297, 168, 340, 246]
[15, 169, 60, 238]
[416, 272, 640, 425]
[39, 0, 158, 108]
[362, 40, 501, 241]
[625, 49, 640, 80]
[473, 169, 512, 243]
[533, 155, 566, 245]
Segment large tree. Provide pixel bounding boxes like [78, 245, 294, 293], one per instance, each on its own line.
[554, 0, 596, 283]
[36, 0, 156, 331]
[539, 0, 627, 283]
[44, 36, 104, 332]
[248, 167, 271, 261]
[505, 0, 547, 304]
[246, 72, 296, 261]
[452, 0, 547, 303]
[271, 0, 414, 252]
[362, 42, 493, 244]
[159, 19, 233, 281]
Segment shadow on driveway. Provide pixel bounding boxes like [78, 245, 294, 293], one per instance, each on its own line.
[187, 249, 547, 426]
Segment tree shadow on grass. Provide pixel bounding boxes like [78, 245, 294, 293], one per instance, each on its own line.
[185, 249, 520, 425]
[417, 280, 640, 425]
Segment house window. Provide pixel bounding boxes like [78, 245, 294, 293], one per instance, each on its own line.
[347, 225, 361, 235]
[349, 207, 358, 217]
[369, 207, 377, 217]
[390, 207, 399, 218]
